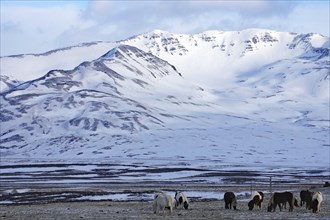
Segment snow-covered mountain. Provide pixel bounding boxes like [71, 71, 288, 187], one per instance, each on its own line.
[0, 29, 329, 172]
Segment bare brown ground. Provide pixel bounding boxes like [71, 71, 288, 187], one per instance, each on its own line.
[1, 185, 329, 220]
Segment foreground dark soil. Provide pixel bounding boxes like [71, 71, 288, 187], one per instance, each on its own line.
[1, 185, 329, 220]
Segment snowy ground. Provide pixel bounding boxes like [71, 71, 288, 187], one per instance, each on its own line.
[1, 185, 329, 220]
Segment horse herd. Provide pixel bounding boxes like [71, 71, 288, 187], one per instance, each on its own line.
[153, 190, 323, 215]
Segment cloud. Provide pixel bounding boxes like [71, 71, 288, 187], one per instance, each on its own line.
[185, 0, 296, 17]
[286, 3, 330, 35]
[2, 20, 22, 33]
[1, 0, 329, 56]
[1, 4, 85, 55]
[76, 1, 301, 37]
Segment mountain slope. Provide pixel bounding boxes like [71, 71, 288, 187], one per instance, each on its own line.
[0, 44, 216, 157]
[123, 29, 329, 125]
[0, 29, 329, 170]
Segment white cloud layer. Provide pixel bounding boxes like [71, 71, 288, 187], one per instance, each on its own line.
[1, 0, 329, 56]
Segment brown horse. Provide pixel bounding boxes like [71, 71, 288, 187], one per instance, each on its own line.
[224, 192, 237, 210]
[267, 192, 297, 212]
[300, 190, 313, 209]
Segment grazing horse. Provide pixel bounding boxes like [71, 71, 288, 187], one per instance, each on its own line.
[224, 192, 237, 210]
[282, 196, 299, 209]
[300, 190, 313, 209]
[174, 191, 189, 209]
[248, 191, 263, 210]
[153, 192, 174, 214]
[267, 192, 296, 212]
[311, 192, 323, 213]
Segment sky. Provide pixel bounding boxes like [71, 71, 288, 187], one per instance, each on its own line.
[1, 0, 329, 56]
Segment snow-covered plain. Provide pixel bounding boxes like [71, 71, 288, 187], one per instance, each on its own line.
[0, 29, 329, 188]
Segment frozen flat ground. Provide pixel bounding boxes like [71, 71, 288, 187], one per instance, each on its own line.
[0, 184, 329, 220]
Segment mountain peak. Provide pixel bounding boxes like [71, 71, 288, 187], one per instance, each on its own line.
[150, 29, 171, 35]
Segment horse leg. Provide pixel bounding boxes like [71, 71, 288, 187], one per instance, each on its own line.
[153, 203, 157, 214]
[289, 203, 293, 212]
[288, 199, 292, 212]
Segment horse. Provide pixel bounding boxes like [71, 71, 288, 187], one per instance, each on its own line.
[248, 191, 263, 210]
[311, 192, 323, 213]
[282, 196, 299, 209]
[174, 191, 189, 209]
[300, 190, 313, 209]
[153, 192, 174, 214]
[224, 192, 237, 210]
[267, 192, 296, 212]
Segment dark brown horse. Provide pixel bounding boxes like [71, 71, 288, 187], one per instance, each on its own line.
[267, 192, 297, 212]
[300, 190, 313, 209]
[282, 196, 299, 210]
[224, 192, 237, 210]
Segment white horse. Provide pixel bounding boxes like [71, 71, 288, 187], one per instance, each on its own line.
[153, 192, 174, 214]
[311, 192, 323, 213]
[175, 191, 189, 209]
